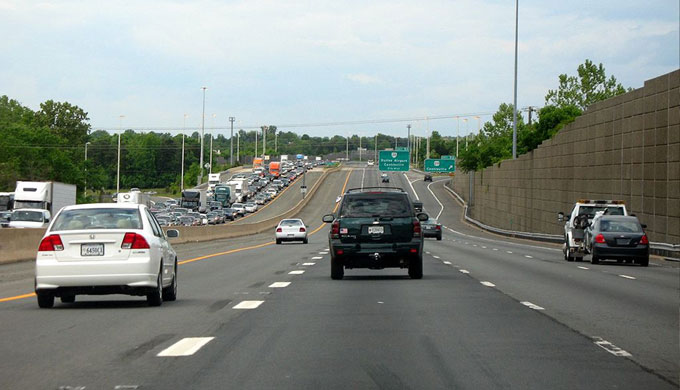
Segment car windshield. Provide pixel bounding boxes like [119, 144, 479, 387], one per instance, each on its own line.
[340, 194, 411, 217]
[11, 210, 44, 222]
[600, 220, 642, 233]
[52, 208, 142, 230]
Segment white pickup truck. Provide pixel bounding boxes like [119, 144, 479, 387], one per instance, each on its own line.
[558, 199, 628, 261]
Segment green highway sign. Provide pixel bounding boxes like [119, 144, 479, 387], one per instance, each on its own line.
[396, 147, 408, 151]
[441, 155, 455, 160]
[379, 150, 410, 171]
[424, 158, 455, 173]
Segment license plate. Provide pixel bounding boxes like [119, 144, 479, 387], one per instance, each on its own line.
[616, 239, 630, 245]
[368, 226, 384, 234]
[81, 243, 104, 256]
[287, 234, 294, 237]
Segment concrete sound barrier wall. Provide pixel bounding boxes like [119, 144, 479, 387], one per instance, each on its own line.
[450, 69, 679, 246]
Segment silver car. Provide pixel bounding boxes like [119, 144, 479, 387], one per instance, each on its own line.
[275, 218, 308, 244]
[34, 203, 180, 308]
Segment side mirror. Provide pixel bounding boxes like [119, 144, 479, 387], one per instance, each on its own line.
[166, 229, 180, 238]
[640, 224, 647, 229]
[557, 212, 564, 222]
[417, 213, 429, 221]
[413, 201, 423, 212]
[322, 214, 335, 223]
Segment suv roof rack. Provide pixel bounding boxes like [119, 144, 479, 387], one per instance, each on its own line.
[344, 187, 406, 194]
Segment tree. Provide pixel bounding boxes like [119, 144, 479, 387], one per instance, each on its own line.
[545, 59, 627, 110]
[34, 100, 90, 146]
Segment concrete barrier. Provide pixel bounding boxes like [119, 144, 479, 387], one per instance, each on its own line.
[0, 166, 342, 264]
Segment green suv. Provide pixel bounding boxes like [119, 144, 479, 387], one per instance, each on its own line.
[322, 187, 429, 280]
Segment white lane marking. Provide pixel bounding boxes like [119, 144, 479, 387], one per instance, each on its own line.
[473, 244, 478, 247]
[578, 266, 589, 270]
[506, 251, 513, 254]
[480, 281, 496, 287]
[157, 337, 215, 357]
[426, 181, 445, 220]
[404, 173, 419, 200]
[481, 246, 487, 249]
[233, 300, 264, 309]
[115, 386, 140, 390]
[619, 275, 636, 280]
[459, 269, 470, 274]
[444, 226, 561, 253]
[377, 301, 384, 304]
[311, 256, 323, 260]
[521, 301, 545, 310]
[443, 261, 452, 265]
[302, 262, 316, 266]
[465, 242, 469, 245]
[269, 282, 291, 288]
[289, 270, 305, 275]
[524, 255, 533, 259]
[492, 248, 498, 251]
[319, 252, 328, 255]
[361, 167, 366, 189]
[426, 251, 431, 255]
[593, 337, 633, 357]
[432, 255, 440, 259]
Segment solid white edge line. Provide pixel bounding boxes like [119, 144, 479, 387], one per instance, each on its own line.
[404, 173, 419, 200]
[157, 337, 215, 357]
[233, 300, 265, 309]
[426, 181, 445, 220]
[480, 281, 496, 287]
[268, 282, 291, 288]
[289, 270, 305, 275]
[521, 301, 545, 310]
[361, 167, 366, 189]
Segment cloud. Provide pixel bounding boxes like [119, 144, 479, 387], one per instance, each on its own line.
[345, 74, 382, 85]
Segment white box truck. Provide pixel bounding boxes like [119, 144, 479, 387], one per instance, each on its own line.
[10, 181, 76, 228]
[117, 191, 153, 207]
[208, 173, 221, 190]
[227, 178, 249, 202]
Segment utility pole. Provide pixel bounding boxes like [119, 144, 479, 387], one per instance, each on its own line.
[512, 0, 519, 159]
[229, 116, 235, 166]
[209, 113, 215, 174]
[275, 129, 278, 154]
[254, 130, 258, 162]
[456, 116, 460, 157]
[524, 106, 537, 125]
[181, 114, 187, 192]
[262, 126, 267, 157]
[407, 124, 411, 165]
[359, 136, 362, 162]
[346, 135, 349, 161]
[374, 134, 377, 161]
[426, 116, 430, 159]
[236, 131, 240, 163]
[199, 86, 207, 186]
[116, 114, 124, 195]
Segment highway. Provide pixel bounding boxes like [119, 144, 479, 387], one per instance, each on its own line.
[0, 164, 677, 389]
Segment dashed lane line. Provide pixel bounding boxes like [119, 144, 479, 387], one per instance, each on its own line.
[506, 251, 513, 254]
[578, 266, 590, 270]
[521, 301, 545, 310]
[157, 337, 215, 357]
[233, 300, 265, 309]
[593, 337, 632, 357]
[311, 256, 323, 260]
[432, 255, 440, 259]
[443, 261, 452, 265]
[480, 281, 496, 287]
[268, 282, 291, 288]
[619, 275, 636, 280]
[302, 262, 316, 266]
[525, 255, 533, 259]
[459, 269, 470, 274]
[289, 270, 305, 275]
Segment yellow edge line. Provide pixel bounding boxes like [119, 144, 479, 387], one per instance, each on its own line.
[0, 169, 355, 303]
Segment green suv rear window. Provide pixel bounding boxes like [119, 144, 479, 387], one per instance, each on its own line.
[339, 194, 411, 218]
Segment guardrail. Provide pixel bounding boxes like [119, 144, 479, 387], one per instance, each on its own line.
[442, 181, 680, 261]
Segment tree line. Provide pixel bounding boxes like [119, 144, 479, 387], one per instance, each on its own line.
[0, 59, 627, 200]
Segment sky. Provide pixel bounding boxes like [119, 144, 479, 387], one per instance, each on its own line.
[1, 0, 678, 139]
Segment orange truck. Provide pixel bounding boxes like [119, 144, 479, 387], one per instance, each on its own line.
[253, 157, 264, 169]
[269, 161, 281, 177]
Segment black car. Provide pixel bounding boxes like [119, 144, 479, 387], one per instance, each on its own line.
[421, 218, 442, 240]
[585, 215, 649, 266]
[424, 174, 432, 182]
[222, 208, 237, 221]
[381, 173, 389, 183]
[322, 187, 429, 280]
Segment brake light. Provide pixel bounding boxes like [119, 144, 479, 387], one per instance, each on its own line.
[640, 235, 649, 245]
[435, 225, 441, 230]
[38, 234, 64, 251]
[299, 227, 306, 232]
[122, 232, 150, 249]
[336, 249, 344, 255]
[331, 221, 340, 239]
[410, 248, 418, 253]
[413, 219, 421, 237]
[276, 227, 282, 232]
[594, 234, 606, 244]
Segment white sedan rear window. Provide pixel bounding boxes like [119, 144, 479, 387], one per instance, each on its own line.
[52, 208, 142, 230]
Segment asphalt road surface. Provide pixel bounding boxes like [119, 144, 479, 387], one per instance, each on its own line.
[0, 165, 676, 389]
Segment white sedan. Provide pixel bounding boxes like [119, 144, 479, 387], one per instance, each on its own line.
[244, 202, 258, 213]
[34, 203, 180, 308]
[275, 218, 308, 244]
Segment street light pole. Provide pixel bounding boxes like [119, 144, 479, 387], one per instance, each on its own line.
[407, 124, 411, 165]
[229, 116, 235, 166]
[512, 0, 519, 159]
[116, 115, 124, 195]
[374, 134, 377, 161]
[84, 142, 90, 198]
[181, 114, 188, 192]
[199, 86, 207, 186]
[463, 118, 469, 150]
[209, 114, 216, 174]
[346, 135, 349, 161]
[236, 131, 240, 163]
[456, 116, 460, 157]
[262, 126, 267, 157]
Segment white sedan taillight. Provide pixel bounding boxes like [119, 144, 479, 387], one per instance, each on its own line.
[38, 234, 64, 251]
